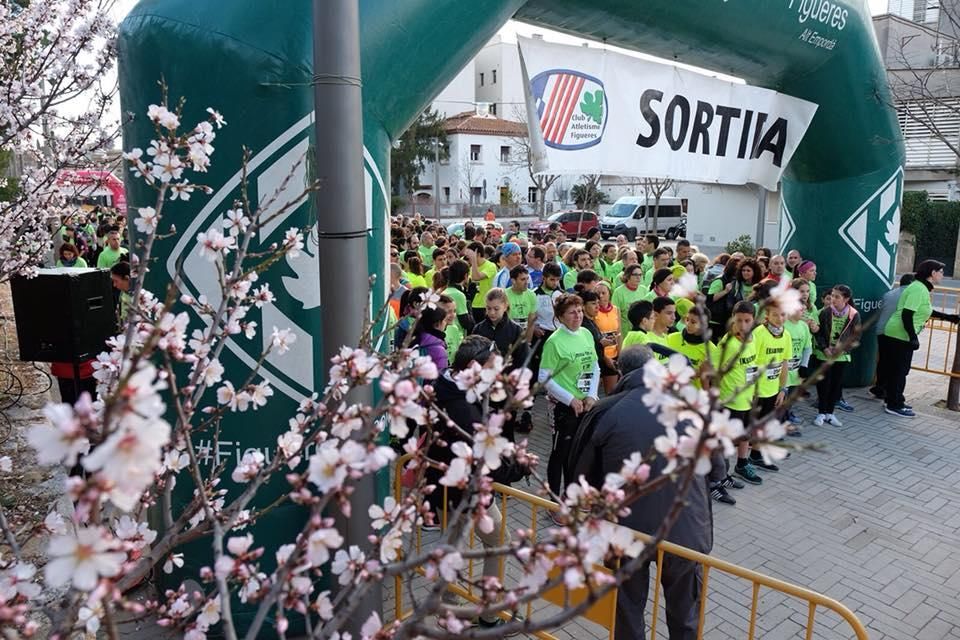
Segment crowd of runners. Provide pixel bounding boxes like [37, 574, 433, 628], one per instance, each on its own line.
[389, 214, 959, 509]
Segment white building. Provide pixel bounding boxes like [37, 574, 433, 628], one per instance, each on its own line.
[414, 108, 544, 215]
[474, 35, 528, 121]
[432, 59, 475, 118]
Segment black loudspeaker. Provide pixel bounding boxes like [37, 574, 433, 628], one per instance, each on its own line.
[11, 268, 116, 363]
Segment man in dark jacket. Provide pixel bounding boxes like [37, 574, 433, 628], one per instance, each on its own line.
[574, 345, 713, 640]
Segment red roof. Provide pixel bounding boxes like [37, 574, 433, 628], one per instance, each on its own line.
[442, 111, 528, 137]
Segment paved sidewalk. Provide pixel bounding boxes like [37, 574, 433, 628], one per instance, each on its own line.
[389, 371, 960, 640]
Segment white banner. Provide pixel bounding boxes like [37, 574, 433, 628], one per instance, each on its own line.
[518, 37, 818, 190]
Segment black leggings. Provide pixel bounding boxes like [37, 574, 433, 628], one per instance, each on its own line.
[547, 403, 581, 496]
[811, 357, 847, 414]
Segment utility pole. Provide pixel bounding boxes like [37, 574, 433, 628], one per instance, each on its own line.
[434, 138, 441, 223]
[312, 0, 379, 632]
[755, 185, 768, 250]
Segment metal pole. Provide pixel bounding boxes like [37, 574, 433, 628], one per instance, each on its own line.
[312, 0, 380, 631]
[755, 185, 767, 250]
[434, 138, 441, 223]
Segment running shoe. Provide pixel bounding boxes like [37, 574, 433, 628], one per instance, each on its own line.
[824, 414, 843, 427]
[884, 406, 916, 418]
[749, 452, 780, 472]
[734, 463, 763, 485]
[813, 414, 826, 426]
[835, 399, 855, 412]
[722, 475, 745, 490]
[710, 485, 737, 505]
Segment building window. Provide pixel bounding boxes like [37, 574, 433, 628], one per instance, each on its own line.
[443, 187, 450, 203]
[528, 187, 538, 203]
[490, 103, 497, 116]
[470, 186, 482, 203]
[480, 72, 485, 87]
[500, 146, 510, 162]
[492, 69, 497, 84]
[470, 144, 481, 162]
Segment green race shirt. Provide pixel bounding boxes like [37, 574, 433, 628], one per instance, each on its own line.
[404, 272, 427, 289]
[883, 280, 932, 342]
[814, 311, 852, 363]
[783, 319, 811, 387]
[97, 245, 128, 269]
[713, 334, 759, 411]
[665, 332, 708, 379]
[644, 331, 672, 362]
[541, 327, 598, 400]
[621, 330, 650, 349]
[444, 286, 468, 315]
[417, 244, 434, 268]
[611, 284, 646, 330]
[563, 268, 579, 291]
[471, 260, 498, 308]
[506, 288, 537, 329]
[57, 257, 88, 268]
[444, 321, 464, 362]
[753, 325, 793, 399]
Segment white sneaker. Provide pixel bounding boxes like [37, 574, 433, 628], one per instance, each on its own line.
[825, 414, 843, 427]
[813, 414, 826, 426]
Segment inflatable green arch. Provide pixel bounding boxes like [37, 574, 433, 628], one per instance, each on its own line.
[118, 0, 902, 629]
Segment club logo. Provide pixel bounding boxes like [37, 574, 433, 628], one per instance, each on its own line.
[530, 69, 607, 150]
[838, 167, 904, 287]
[166, 113, 387, 401]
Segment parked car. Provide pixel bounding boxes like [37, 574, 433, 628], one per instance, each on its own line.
[527, 210, 598, 241]
[599, 196, 686, 240]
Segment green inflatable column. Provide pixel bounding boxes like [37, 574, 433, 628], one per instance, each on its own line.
[118, 2, 320, 632]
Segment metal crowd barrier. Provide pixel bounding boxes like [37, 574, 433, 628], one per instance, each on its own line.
[392, 454, 869, 639]
[912, 286, 960, 379]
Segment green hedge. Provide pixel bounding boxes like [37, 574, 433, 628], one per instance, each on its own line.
[901, 191, 959, 276]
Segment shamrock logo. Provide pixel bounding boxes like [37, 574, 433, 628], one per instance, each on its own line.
[580, 90, 604, 125]
[884, 207, 900, 247]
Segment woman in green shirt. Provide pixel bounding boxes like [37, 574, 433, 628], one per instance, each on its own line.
[882, 260, 960, 417]
[611, 264, 646, 330]
[539, 294, 600, 499]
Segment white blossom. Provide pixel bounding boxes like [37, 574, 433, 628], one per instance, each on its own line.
[45, 527, 126, 591]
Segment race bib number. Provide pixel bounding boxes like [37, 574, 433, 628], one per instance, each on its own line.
[576, 371, 595, 394]
[516, 319, 528, 330]
[788, 356, 800, 371]
[766, 362, 782, 380]
[745, 365, 760, 384]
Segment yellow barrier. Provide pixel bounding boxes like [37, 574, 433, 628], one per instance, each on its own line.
[392, 454, 870, 639]
[912, 285, 960, 379]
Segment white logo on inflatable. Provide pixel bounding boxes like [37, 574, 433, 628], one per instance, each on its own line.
[167, 113, 387, 400]
[838, 167, 904, 288]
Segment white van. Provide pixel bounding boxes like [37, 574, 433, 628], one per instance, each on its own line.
[599, 196, 686, 240]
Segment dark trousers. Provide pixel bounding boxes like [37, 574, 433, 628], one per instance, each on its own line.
[811, 357, 846, 414]
[884, 337, 915, 410]
[616, 555, 702, 640]
[871, 334, 891, 397]
[547, 403, 580, 495]
[757, 393, 780, 422]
